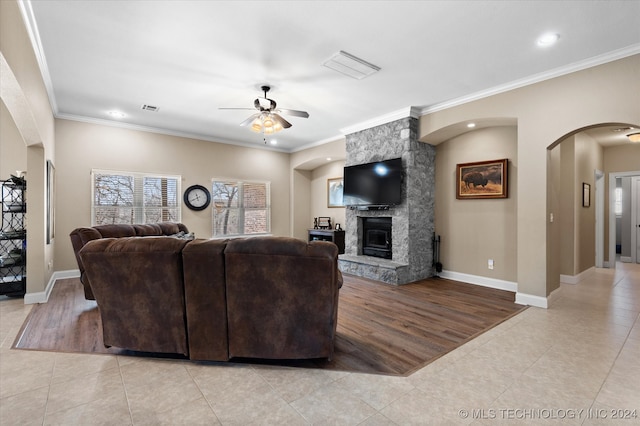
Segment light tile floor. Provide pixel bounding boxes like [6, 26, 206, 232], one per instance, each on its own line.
[1, 262, 638, 425]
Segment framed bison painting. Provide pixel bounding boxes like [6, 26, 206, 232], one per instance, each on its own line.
[456, 158, 508, 199]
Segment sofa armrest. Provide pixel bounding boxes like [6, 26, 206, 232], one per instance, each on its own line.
[79, 236, 191, 355]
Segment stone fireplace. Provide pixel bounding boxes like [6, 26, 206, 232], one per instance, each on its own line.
[338, 115, 436, 285]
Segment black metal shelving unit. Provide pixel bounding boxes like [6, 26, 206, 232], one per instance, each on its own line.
[1, 177, 26, 297]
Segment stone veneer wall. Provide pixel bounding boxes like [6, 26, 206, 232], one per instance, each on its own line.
[339, 116, 436, 284]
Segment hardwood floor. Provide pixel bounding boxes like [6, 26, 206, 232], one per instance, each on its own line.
[13, 274, 525, 376]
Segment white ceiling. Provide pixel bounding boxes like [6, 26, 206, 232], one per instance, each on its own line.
[23, 0, 640, 152]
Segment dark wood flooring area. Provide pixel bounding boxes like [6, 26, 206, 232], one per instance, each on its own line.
[14, 275, 525, 376]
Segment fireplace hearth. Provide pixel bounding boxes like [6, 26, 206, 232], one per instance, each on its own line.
[362, 217, 392, 259]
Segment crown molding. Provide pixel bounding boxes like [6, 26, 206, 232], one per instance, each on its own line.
[339, 106, 422, 136]
[420, 44, 640, 115]
[289, 134, 346, 153]
[55, 113, 290, 153]
[19, 0, 58, 114]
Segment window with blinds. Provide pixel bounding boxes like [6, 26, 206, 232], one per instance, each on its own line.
[211, 179, 270, 237]
[91, 170, 181, 225]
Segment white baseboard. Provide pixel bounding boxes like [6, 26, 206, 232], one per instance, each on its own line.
[560, 266, 595, 284]
[515, 292, 549, 308]
[23, 269, 80, 305]
[621, 256, 632, 263]
[546, 286, 562, 307]
[439, 270, 517, 292]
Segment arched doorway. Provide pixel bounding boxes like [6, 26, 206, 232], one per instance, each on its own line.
[547, 123, 640, 286]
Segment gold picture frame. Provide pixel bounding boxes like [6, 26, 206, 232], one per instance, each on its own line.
[456, 158, 508, 199]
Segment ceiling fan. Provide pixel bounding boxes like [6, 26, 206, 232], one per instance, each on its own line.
[220, 86, 309, 135]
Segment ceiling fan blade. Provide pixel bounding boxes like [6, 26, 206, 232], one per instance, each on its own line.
[239, 113, 260, 127]
[277, 108, 309, 118]
[272, 114, 292, 129]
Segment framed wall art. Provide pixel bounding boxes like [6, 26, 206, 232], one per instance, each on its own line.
[317, 216, 332, 229]
[456, 158, 508, 199]
[582, 182, 590, 207]
[46, 160, 55, 244]
[327, 177, 344, 208]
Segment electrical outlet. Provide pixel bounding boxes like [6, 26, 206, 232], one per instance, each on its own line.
[488, 259, 494, 270]
[550, 213, 554, 223]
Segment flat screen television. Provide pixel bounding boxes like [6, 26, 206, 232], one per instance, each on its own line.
[343, 158, 402, 206]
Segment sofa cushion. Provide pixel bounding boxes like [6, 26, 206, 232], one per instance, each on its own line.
[157, 222, 188, 235]
[133, 224, 163, 236]
[223, 237, 341, 360]
[182, 238, 229, 361]
[94, 224, 137, 238]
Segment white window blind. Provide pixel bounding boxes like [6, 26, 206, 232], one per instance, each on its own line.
[212, 179, 270, 237]
[91, 170, 181, 225]
[614, 187, 622, 216]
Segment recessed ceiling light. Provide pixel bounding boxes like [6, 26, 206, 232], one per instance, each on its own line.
[467, 123, 476, 128]
[270, 140, 277, 145]
[107, 111, 125, 118]
[537, 33, 560, 47]
[326, 157, 332, 161]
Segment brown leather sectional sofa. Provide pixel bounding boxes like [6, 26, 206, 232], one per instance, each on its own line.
[72, 224, 343, 362]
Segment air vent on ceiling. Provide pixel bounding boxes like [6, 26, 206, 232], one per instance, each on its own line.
[323, 51, 380, 80]
[141, 104, 159, 112]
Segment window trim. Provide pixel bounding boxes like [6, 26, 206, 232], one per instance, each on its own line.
[91, 169, 182, 226]
[614, 187, 623, 217]
[211, 178, 271, 238]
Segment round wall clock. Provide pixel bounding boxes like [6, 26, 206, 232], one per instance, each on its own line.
[183, 184, 211, 211]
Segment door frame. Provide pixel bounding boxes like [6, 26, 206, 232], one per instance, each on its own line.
[608, 170, 640, 267]
[595, 170, 604, 268]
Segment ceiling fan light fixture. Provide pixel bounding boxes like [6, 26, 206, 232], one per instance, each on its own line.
[628, 132, 640, 143]
[250, 113, 284, 134]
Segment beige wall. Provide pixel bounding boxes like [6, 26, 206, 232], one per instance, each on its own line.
[604, 144, 640, 173]
[290, 138, 346, 240]
[574, 133, 603, 274]
[291, 169, 312, 240]
[421, 55, 640, 299]
[546, 146, 561, 294]
[555, 133, 604, 277]
[0, 101, 27, 177]
[558, 138, 576, 276]
[311, 161, 346, 232]
[1, 0, 56, 296]
[435, 126, 518, 282]
[54, 119, 291, 271]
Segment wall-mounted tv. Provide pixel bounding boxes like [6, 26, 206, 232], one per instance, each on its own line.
[343, 158, 403, 206]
